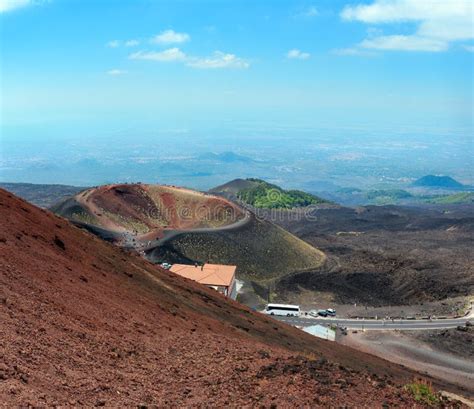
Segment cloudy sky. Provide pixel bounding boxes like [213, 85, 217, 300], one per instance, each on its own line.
[1, 0, 473, 132]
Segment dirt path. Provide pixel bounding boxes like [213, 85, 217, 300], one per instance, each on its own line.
[139, 209, 252, 251]
[340, 331, 474, 396]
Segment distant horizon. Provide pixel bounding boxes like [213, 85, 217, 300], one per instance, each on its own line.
[1, 172, 472, 193]
[1, 0, 473, 191]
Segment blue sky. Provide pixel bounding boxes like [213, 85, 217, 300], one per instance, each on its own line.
[1, 0, 473, 133]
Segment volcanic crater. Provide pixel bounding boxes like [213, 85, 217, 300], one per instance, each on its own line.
[53, 183, 244, 240]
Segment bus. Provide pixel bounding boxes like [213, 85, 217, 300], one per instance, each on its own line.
[264, 303, 300, 317]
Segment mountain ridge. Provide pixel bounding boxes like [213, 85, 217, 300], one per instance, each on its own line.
[412, 175, 466, 189]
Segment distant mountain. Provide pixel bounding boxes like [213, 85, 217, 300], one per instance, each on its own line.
[0, 182, 85, 208]
[211, 178, 332, 209]
[198, 151, 254, 163]
[312, 186, 474, 207]
[412, 175, 465, 189]
[209, 178, 260, 196]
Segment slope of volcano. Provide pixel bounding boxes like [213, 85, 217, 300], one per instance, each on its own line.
[1, 188, 457, 406]
[0, 190, 470, 407]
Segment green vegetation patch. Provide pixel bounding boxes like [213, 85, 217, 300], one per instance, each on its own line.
[70, 210, 98, 225]
[422, 192, 474, 204]
[366, 189, 412, 200]
[101, 209, 150, 234]
[365, 189, 413, 205]
[405, 381, 440, 406]
[238, 178, 330, 209]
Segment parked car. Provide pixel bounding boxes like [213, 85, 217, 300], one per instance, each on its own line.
[160, 262, 172, 270]
[326, 308, 336, 316]
[308, 310, 319, 317]
[317, 309, 328, 317]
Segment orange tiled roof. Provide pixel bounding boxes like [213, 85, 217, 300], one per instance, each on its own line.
[169, 263, 236, 287]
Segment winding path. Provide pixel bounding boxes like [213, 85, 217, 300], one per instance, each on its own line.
[138, 210, 252, 251]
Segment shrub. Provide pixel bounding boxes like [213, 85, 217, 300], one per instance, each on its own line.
[405, 379, 439, 406]
[238, 179, 329, 209]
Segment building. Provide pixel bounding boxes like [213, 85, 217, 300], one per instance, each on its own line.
[302, 324, 336, 341]
[169, 263, 237, 299]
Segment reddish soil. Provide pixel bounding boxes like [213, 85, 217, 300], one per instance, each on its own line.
[92, 184, 160, 226]
[0, 188, 464, 407]
[159, 191, 179, 226]
[70, 183, 244, 236]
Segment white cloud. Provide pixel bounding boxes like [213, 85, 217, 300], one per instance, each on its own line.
[341, 0, 471, 24]
[0, 0, 30, 13]
[294, 6, 318, 18]
[286, 49, 310, 60]
[360, 34, 448, 52]
[129, 48, 187, 62]
[332, 47, 376, 56]
[106, 39, 139, 48]
[129, 47, 249, 69]
[151, 29, 190, 45]
[341, 0, 474, 52]
[186, 51, 249, 69]
[107, 69, 127, 76]
[125, 40, 139, 47]
[0, 0, 44, 13]
[107, 40, 120, 48]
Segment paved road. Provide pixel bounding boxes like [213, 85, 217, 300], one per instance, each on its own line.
[273, 314, 473, 330]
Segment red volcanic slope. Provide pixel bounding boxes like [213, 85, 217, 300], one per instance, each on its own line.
[0, 188, 443, 406]
[76, 183, 244, 233]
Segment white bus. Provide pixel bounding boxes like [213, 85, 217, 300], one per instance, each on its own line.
[264, 303, 300, 317]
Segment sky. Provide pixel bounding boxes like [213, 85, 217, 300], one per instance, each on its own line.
[1, 0, 473, 134]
